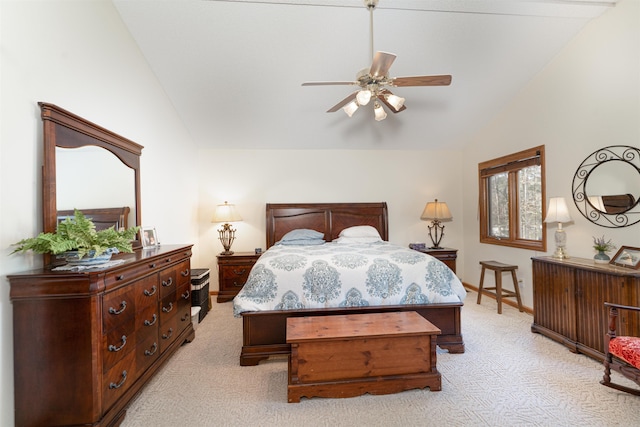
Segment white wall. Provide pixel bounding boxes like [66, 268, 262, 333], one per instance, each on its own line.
[0, 1, 199, 425]
[195, 149, 464, 289]
[460, 0, 640, 309]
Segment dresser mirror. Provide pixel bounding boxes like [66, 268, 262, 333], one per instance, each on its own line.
[56, 146, 136, 225]
[40, 102, 143, 253]
[572, 145, 640, 228]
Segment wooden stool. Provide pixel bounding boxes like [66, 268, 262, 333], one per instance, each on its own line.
[477, 261, 523, 314]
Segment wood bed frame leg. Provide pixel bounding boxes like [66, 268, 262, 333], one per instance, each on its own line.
[240, 354, 268, 366]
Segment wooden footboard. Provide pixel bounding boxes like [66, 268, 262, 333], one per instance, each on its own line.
[240, 303, 464, 366]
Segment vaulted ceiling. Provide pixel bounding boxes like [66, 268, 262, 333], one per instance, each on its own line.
[113, 0, 617, 150]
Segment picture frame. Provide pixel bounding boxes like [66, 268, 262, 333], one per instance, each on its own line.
[609, 246, 640, 269]
[141, 227, 159, 248]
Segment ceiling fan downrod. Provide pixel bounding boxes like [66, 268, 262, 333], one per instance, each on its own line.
[366, 0, 378, 64]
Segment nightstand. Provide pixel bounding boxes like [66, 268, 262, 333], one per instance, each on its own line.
[411, 247, 457, 273]
[216, 252, 261, 302]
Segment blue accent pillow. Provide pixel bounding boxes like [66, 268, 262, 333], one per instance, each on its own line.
[277, 238, 326, 246]
[275, 228, 325, 245]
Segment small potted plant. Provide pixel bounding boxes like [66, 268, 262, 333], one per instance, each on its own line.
[12, 209, 140, 265]
[593, 235, 616, 264]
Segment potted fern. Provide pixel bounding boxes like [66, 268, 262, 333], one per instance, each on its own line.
[12, 209, 140, 265]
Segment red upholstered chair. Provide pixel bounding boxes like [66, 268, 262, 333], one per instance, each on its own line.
[601, 302, 640, 395]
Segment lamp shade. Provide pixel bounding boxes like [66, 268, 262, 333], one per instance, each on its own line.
[211, 202, 242, 223]
[374, 102, 387, 121]
[421, 200, 452, 221]
[544, 197, 571, 223]
[343, 101, 358, 117]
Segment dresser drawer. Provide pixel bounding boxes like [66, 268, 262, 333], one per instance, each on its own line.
[133, 274, 160, 309]
[159, 315, 179, 353]
[159, 260, 191, 297]
[160, 292, 178, 324]
[136, 304, 159, 341]
[103, 286, 137, 332]
[103, 350, 137, 411]
[136, 332, 160, 373]
[105, 260, 160, 289]
[103, 316, 136, 371]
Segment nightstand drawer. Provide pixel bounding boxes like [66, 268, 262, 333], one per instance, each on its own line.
[217, 252, 261, 302]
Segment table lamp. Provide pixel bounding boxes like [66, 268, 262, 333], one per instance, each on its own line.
[211, 201, 242, 255]
[420, 199, 453, 249]
[544, 197, 572, 259]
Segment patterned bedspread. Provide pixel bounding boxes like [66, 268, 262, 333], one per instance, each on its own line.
[233, 241, 467, 316]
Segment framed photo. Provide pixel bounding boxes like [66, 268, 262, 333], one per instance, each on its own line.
[609, 246, 640, 269]
[141, 227, 159, 248]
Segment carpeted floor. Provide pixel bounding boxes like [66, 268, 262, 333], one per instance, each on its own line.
[122, 291, 640, 426]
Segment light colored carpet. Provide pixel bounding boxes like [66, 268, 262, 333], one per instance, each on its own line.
[122, 292, 640, 426]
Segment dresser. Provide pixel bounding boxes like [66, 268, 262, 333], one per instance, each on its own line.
[216, 252, 261, 302]
[531, 256, 640, 361]
[9, 245, 195, 427]
[411, 247, 457, 273]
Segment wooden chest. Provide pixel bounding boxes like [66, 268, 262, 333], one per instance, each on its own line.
[286, 311, 441, 403]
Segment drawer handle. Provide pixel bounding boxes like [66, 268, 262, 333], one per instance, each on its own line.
[162, 328, 174, 340]
[181, 269, 190, 277]
[182, 290, 190, 300]
[166, 257, 172, 263]
[149, 263, 157, 268]
[145, 342, 158, 357]
[162, 302, 174, 313]
[109, 370, 127, 389]
[233, 281, 243, 288]
[144, 314, 158, 326]
[181, 313, 189, 322]
[116, 274, 125, 281]
[162, 277, 173, 288]
[143, 285, 157, 297]
[108, 335, 127, 352]
[108, 301, 127, 315]
[232, 268, 247, 275]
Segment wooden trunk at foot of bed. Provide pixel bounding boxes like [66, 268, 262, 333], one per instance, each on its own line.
[240, 303, 464, 366]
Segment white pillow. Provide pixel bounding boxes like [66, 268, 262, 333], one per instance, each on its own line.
[334, 236, 382, 244]
[338, 225, 382, 239]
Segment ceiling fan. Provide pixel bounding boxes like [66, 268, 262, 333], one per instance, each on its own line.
[302, 0, 452, 121]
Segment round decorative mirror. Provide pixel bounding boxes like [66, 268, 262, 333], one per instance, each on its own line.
[572, 145, 640, 228]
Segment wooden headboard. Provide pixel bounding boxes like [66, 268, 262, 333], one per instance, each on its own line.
[265, 202, 388, 248]
[57, 207, 130, 231]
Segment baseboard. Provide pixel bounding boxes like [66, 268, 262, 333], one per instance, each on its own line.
[462, 281, 533, 315]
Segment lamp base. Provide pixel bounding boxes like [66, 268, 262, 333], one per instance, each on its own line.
[552, 247, 569, 259]
[219, 250, 234, 256]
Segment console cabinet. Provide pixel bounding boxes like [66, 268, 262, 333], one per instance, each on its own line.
[531, 256, 640, 361]
[9, 245, 195, 427]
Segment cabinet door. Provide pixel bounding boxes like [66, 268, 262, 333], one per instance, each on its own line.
[533, 260, 576, 341]
[575, 270, 628, 354]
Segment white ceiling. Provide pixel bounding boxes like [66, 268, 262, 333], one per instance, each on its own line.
[112, 0, 617, 150]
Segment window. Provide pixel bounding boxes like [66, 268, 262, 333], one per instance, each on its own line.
[479, 145, 546, 251]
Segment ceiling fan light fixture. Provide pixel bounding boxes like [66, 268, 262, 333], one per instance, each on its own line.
[374, 102, 387, 121]
[343, 100, 359, 117]
[356, 89, 372, 106]
[385, 93, 405, 111]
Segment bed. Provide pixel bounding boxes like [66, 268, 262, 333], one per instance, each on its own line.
[234, 202, 466, 366]
[57, 206, 130, 231]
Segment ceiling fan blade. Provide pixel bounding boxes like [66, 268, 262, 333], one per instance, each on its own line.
[370, 51, 396, 78]
[377, 89, 407, 113]
[327, 91, 358, 113]
[302, 81, 357, 86]
[392, 75, 452, 87]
